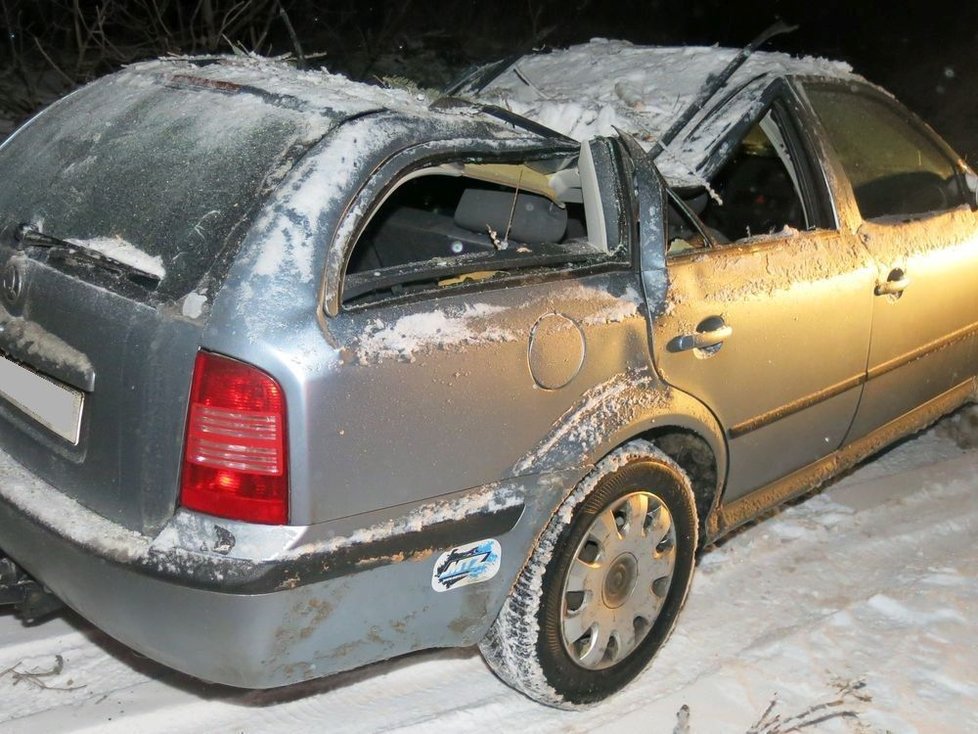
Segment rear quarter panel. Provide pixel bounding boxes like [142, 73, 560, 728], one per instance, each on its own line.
[205, 116, 685, 525]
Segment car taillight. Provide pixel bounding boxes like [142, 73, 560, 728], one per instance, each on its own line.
[180, 351, 288, 524]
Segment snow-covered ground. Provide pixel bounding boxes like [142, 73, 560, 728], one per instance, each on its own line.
[1, 423, 975, 733]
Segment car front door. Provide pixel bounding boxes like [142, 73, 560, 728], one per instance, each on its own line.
[642, 100, 877, 504]
[803, 82, 978, 441]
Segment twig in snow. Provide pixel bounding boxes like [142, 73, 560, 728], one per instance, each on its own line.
[673, 703, 691, 734]
[785, 710, 859, 732]
[833, 677, 872, 703]
[749, 697, 779, 732]
[746, 679, 869, 734]
[0, 654, 86, 691]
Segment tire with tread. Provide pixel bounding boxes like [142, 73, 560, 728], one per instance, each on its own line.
[479, 440, 698, 708]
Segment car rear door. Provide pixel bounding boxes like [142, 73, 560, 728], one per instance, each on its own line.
[641, 97, 877, 503]
[802, 81, 978, 441]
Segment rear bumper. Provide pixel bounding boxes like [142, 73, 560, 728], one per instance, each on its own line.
[0, 446, 568, 688]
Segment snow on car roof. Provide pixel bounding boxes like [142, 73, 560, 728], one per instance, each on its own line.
[126, 53, 438, 121]
[114, 45, 858, 189]
[470, 39, 860, 186]
[118, 54, 546, 156]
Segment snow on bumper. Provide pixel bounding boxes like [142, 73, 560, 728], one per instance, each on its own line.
[0, 446, 572, 688]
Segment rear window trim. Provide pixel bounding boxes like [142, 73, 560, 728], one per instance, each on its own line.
[342, 257, 633, 312]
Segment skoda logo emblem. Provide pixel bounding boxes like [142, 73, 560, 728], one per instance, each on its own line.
[1, 261, 23, 306]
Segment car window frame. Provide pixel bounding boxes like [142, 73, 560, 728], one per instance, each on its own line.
[331, 139, 634, 314]
[797, 77, 972, 227]
[665, 81, 839, 261]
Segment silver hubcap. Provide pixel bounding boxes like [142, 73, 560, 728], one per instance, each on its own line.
[560, 491, 677, 670]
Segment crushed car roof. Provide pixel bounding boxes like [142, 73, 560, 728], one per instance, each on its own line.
[114, 44, 859, 190]
[466, 39, 862, 186]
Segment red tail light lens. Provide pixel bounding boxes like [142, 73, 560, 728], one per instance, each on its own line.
[180, 352, 288, 524]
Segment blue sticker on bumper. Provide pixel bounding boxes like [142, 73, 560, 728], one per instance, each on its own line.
[431, 539, 501, 592]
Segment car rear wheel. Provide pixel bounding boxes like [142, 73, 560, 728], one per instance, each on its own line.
[479, 440, 698, 708]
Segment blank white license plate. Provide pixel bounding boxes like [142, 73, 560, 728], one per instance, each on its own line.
[0, 354, 84, 444]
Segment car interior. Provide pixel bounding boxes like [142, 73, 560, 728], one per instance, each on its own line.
[667, 110, 809, 255]
[343, 150, 613, 304]
[346, 156, 595, 270]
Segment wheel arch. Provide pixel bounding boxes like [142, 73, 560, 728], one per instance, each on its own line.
[578, 390, 727, 546]
[638, 425, 723, 544]
[513, 371, 728, 546]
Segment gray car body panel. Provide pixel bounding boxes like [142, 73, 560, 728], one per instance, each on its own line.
[204, 113, 653, 524]
[0, 53, 976, 689]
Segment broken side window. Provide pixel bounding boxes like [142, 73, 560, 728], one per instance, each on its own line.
[342, 145, 621, 306]
[665, 190, 714, 257]
[685, 109, 813, 244]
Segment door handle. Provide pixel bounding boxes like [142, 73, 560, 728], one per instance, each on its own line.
[875, 269, 910, 296]
[671, 319, 733, 352]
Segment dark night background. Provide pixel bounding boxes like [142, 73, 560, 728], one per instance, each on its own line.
[1, 0, 976, 159]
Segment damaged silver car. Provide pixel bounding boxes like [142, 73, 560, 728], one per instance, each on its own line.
[1, 35, 977, 709]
